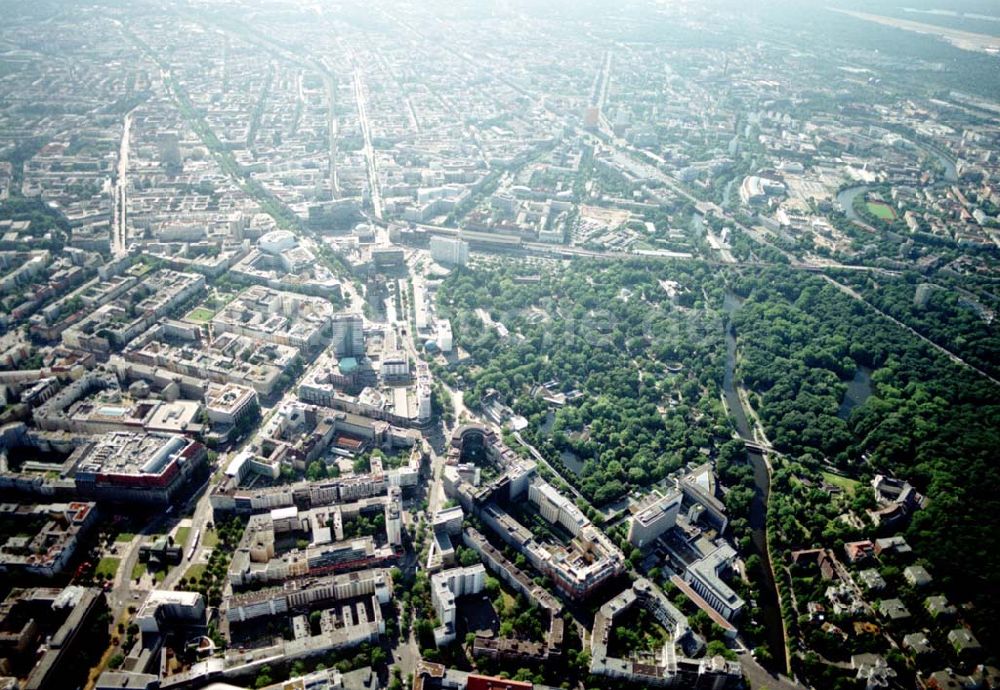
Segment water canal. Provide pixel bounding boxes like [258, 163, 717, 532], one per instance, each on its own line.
[721, 290, 786, 668]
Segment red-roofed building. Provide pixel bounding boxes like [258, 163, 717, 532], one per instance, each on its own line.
[844, 540, 874, 564]
[466, 674, 532, 690]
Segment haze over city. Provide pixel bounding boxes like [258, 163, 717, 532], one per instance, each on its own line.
[0, 1, 997, 690]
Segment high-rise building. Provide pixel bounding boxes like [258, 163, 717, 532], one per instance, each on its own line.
[385, 486, 403, 546]
[429, 236, 469, 267]
[435, 320, 453, 353]
[417, 382, 432, 423]
[331, 313, 364, 356]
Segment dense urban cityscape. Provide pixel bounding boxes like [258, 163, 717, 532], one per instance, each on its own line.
[0, 1, 998, 689]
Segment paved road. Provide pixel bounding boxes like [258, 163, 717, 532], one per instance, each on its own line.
[161, 480, 214, 591]
[110, 108, 135, 258]
[109, 506, 173, 625]
[511, 430, 588, 506]
[425, 444, 448, 519]
[352, 65, 383, 220]
[323, 71, 340, 198]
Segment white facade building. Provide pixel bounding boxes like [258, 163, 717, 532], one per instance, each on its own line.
[431, 564, 486, 646]
[385, 486, 403, 546]
[416, 383, 432, 423]
[529, 479, 588, 536]
[628, 489, 682, 548]
[430, 236, 469, 267]
[683, 544, 745, 620]
[435, 320, 453, 353]
[135, 590, 206, 634]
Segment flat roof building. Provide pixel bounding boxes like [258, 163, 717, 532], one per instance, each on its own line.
[590, 579, 741, 688]
[429, 235, 469, 267]
[431, 564, 486, 647]
[212, 286, 334, 350]
[628, 489, 682, 549]
[21, 586, 105, 690]
[682, 544, 745, 621]
[135, 590, 206, 634]
[225, 568, 392, 623]
[205, 383, 260, 427]
[0, 502, 98, 578]
[69, 432, 208, 505]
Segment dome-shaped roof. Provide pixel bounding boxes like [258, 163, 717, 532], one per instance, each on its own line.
[258, 229, 298, 254]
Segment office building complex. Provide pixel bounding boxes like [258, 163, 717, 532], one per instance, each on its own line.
[331, 313, 365, 357]
[590, 580, 741, 688]
[683, 544, 745, 621]
[445, 425, 625, 601]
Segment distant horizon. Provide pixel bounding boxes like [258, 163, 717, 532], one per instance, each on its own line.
[0, 1, 997, 688]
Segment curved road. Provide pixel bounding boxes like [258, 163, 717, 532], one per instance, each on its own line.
[512, 429, 588, 506]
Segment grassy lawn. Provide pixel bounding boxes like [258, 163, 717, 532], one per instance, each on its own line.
[175, 526, 191, 548]
[866, 201, 896, 221]
[182, 563, 207, 585]
[500, 590, 516, 612]
[202, 529, 219, 548]
[184, 306, 215, 323]
[822, 471, 860, 496]
[115, 532, 136, 543]
[95, 557, 121, 579]
[132, 561, 168, 583]
[130, 262, 153, 277]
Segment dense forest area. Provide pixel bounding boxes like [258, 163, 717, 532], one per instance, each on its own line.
[758, 2, 1000, 100]
[731, 268, 1000, 652]
[436, 259, 731, 505]
[835, 270, 1000, 380]
[438, 258, 1000, 654]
